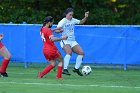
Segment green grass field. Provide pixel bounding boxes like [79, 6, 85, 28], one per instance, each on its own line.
[0, 66, 140, 93]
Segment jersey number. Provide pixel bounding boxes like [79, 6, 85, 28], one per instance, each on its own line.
[40, 32, 46, 42]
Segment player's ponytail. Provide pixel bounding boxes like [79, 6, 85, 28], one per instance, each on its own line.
[42, 22, 47, 28]
[41, 16, 54, 30]
[63, 8, 73, 17]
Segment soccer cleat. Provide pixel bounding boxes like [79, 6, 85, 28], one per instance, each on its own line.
[56, 77, 63, 80]
[0, 72, 8, 77]
[73, 68, 83, 76]
[38, 72, 43, 78]
[62, 69, 71, 75]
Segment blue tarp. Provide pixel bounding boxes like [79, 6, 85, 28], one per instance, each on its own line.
[0, 24, 140, 67]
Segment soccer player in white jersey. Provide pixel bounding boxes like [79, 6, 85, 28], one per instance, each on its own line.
[57, 8, 89, 76]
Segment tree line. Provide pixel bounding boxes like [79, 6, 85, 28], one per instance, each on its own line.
[0, 0, 139, 25]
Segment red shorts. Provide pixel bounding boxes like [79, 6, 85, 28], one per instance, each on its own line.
[0, 42, 4, 49]
[43, 49, 61, 61]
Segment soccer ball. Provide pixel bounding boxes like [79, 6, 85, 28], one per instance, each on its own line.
[82, 65, 92, 75]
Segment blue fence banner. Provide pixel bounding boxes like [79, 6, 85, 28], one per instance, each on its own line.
[0, 24, 140, 68]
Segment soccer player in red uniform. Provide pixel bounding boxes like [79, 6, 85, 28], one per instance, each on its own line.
[0, 34, 11, 77]
[38, 16, 67, 79]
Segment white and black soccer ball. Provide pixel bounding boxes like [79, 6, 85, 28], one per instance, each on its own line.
[82, 65, 92, 75]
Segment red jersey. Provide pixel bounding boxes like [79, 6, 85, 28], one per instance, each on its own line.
[40, 26, 61, 61]
[40, 27, 57, 50]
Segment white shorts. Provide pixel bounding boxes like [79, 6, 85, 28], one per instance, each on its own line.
[60, 40, 79, 48]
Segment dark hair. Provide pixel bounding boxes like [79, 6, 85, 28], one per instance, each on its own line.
[41, 16, 54, 29]
[63, 8, 73, 17]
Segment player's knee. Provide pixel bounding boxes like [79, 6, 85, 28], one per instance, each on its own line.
[67, 53, 72, 56]
[57, 57, 63, 62]
[60, 57, 63, 62]
[64, 47, 72, 55]
[50, 62, 56, 67]
[9, 53, 12, 59]
[66, 50, 72, 55]
[79, 51, 84, 56]
[4, 52, 11, 60]
[58, 61, 63, 66]
[8, 53, 12, 59]
[65, 50, 72, 55]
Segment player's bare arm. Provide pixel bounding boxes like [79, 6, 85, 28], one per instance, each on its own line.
[49, 36, 68, 42]
[52, 27, 63, 32]
[79, 11, 89, 24]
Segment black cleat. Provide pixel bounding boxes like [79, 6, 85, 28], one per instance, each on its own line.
[73, 68, 83, 76]
[62, 69, 71, 76]
[0, 72, 8, 77]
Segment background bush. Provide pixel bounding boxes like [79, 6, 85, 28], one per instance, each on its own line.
[0, 0, 140, 24]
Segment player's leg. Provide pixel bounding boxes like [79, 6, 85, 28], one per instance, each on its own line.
[60, 41, 72, 75]
[0, 46, 11, 77]
[56, 55, 63, 79]
[38, 60, 56, 78]
[62, 45, 72, 75]
[72, 43, 84, 76]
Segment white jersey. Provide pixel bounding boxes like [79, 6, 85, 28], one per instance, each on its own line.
[57, 18, 80, 41]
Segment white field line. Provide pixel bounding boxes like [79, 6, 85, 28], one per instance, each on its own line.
[0, 82, 140, 89]
[8, 72, 140, 76]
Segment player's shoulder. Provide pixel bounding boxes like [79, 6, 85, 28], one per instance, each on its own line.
[72, 18, 77, 20]
[71, 18, 80, 24]
[58, 18, 67, 23]
[42, 27, 51, 30]
[71, 18, 79, 21]
[57, 18, 67, 27]
[41, 27, 51, 33]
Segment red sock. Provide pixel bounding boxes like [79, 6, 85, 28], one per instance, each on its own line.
[41, 64, 54, 76]
[56, 66, 63, 78]
[0, 59, 10, 73]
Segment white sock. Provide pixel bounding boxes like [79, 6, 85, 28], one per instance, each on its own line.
[75, 55, 83, 69]
[64, 54, 71, 69]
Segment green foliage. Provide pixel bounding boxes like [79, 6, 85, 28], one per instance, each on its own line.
[0, 0, 140, 24]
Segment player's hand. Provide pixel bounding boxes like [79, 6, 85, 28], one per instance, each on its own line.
[59, 29, 64, 32]
[53, 27, 63, 32]
[85, 11, 89, 18]
[57, 27, 62, 30]
[62, 36, 68, 40]
[0, 34, 3, 40]
[57, 27, 63, 32]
